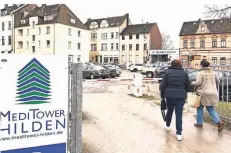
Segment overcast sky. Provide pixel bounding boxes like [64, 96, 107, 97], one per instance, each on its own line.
[1, 0, 230, 48]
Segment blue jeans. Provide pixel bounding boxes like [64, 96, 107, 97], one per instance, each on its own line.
[197, 104, 221, 125]
[166, 98, 185, 135]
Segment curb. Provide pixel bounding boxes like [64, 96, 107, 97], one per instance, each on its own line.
[83, 78, 162, 82]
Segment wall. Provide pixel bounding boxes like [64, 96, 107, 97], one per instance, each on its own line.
[0, 15, 12, 52]
[150, 24, 162, 49]
[120, 34, 150, 65]
[55, 23, 90, 63]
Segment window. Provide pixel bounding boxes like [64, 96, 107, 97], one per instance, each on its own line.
[122, 45, 125, 51]
[18, 41, 23, 49]
[116, 32, 119, 39]
[68, 28, 71, 36]
[101, 33, 107, 39]
[46, 40, 50, 48]
[122, 55, 125, 62]
[144, 34, 147, 39]
[122, 35, 125, 40]
[136, 44, 139, 51]
[101, 43, 107, 51]
[32, 35, 35, 41]
[18, 29, 23, 36]
[129, 44, 132, 51]
[116, 43, 119, 50]
[135, 55, 139, 63]
[136, 34, 139, 39]
[2, 22, 5, 31]
[78, 31, 81, 37]
[212, 39, 217, 47]
[104, 57, 109, 63]
[183, 39, 188, 48]
[38, 27, 41, 35]
[68, 42, 71, 49]
[8, 36, 11, 45]
[91, 44, 97, 51]
[77, 55, 81, 62]
[2, 36, 5, 45]
[111, 32, 114, 39]
[8, 21, 11, 30]
[144, 43, 147, 50]
[27, 29, 29, 36]
[46, 26, 50, 34]
[129, 34, 132, 40]
[220, 57, 226, 65]
[32, 21, 35, 28]
[38, 41, 41, 48]
[32, 46, 35, 53]
[77, 43, 81, 50]
[212, 57, 217, 65]
[91, 32, 97, 40]
[200, 39, 205, 48]
[27, 41, 29, 48]
[129, 55, 132, 62]
[190, 39, 195, 48]
[221, 39, 226, 47]
[188, 71, 199, 80]
[201, 26, 205, 32]
[111, 43, 114, 50]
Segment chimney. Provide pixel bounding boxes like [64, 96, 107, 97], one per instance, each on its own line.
[87, 18, 91, 21]
[125, 13, 129, 26]
[4, 4, 8, 9]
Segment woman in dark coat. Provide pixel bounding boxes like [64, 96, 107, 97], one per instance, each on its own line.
[159, 59, 190, 141]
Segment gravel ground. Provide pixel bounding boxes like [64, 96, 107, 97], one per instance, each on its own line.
[82, 82, 231, 153]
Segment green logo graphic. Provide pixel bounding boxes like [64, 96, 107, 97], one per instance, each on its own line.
[16, 58, 51, 104]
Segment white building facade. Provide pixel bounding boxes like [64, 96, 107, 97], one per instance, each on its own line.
[85, 14, 130, 64]
[14, 4, 89, 63]
[120, 23, 162, 66]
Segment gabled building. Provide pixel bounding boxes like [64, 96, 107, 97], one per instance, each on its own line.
[14, 4, 89, 63]
[120, 23, 162, 65]
[84, 14, 130, 64]
[0, 4, 36, 54]
[179, 18, 231, 67]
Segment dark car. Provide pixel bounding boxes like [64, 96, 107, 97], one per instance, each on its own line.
[102, 66, 117, 78]
[188, 70, 231, 101]
[83, 65, 110, 79]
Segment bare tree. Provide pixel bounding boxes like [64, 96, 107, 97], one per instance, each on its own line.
[204, 4, 231, 18]
[161, 33, 174, 49]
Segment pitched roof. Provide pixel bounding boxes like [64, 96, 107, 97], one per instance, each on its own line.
[180, 18, 231, 36]
[121, 23, 156, 35]
[0, 4, 24, 16]
[15, 4, 88, 30]
[84, 14, 128, 28]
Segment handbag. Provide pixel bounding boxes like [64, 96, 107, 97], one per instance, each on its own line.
[188, 87, 201, 108]
[160, 99, 167, 121]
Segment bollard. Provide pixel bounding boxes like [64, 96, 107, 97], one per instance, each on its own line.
[147, 86, 151, 96]
[128, 85, 130, 90]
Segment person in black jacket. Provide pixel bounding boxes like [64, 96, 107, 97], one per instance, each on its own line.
[159, 59, 190, 141]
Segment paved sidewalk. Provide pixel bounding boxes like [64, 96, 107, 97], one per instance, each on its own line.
[82, 84, 231, 153]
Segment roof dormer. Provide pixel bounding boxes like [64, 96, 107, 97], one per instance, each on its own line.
[196, 20, 210, 34]
[100, 20, 109, 28]
[90, 22, 98, 29]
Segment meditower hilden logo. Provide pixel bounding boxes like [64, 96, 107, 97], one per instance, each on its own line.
[16, 58, 51, 104]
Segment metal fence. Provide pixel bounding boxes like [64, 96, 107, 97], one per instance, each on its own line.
[67, 55, 83, 153]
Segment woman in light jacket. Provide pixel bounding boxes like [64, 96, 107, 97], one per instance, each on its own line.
[192, 60, 224, 132]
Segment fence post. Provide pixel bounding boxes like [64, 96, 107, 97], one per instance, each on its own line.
[70, 63, 83, 153]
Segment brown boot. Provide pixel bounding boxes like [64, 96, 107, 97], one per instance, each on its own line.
[194, 123, 203, 128]
[218, 121, 225, 132]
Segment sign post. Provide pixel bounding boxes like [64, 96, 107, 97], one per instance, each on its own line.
[0, 55, 68, 153]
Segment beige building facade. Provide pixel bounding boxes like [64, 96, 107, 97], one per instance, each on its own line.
[179, 18, 231, 68]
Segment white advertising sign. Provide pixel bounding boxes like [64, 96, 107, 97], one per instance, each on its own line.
[149, 50, 178, 55]
[0, 55, 68, 153]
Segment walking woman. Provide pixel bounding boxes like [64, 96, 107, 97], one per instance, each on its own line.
[160, 59, 190, 141]
[192, 60, 224, 132]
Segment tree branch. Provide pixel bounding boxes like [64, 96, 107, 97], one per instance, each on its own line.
[204, 4, 231, 18]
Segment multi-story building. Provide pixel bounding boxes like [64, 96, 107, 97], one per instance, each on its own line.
[14, 4, 89, 62]
[84, 14, 130, 64]
[120, 23, 162, 65]
[179, 18, 231, 67]
[0, 4, 36, 54]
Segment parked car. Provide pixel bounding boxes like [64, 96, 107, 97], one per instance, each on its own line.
[129, 64, 143, 72]
[83, 64, 109, 79]
[102, 66, 118, 78]
[188, 70, 231, 101]
[104, 64, 122, 76]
